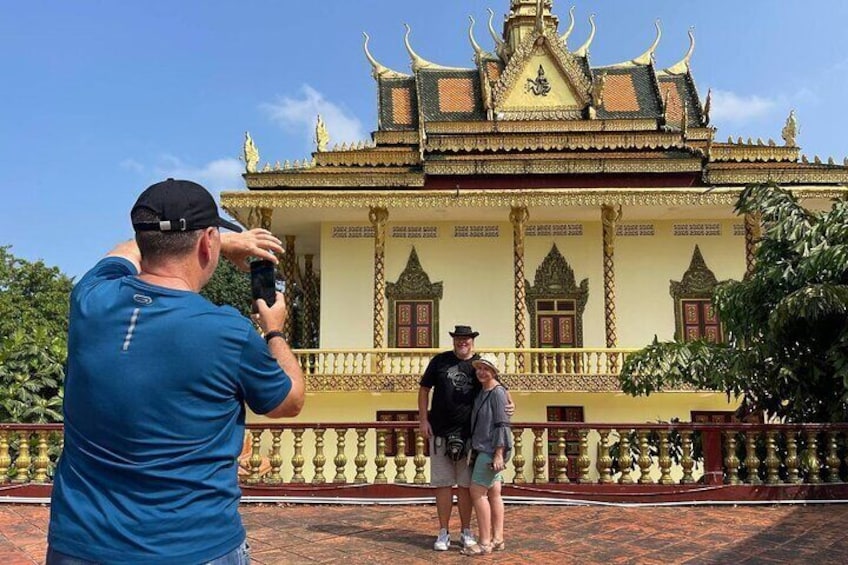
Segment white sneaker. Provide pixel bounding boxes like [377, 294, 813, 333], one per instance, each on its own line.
[434, 529, 450, 551]
[460, 529, 477, 549]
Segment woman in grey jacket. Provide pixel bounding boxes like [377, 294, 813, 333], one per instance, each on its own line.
[461, 354, 511, 556]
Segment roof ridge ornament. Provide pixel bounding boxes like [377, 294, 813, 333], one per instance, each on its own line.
[486, 8, 507, 60]
[363, 32, 409, 79]
[242, 131, 259, 173]
[782, 109, 798, 146]
[702, 88, 712, 126]
[560, 6, 576, 47]
[573, 14, 596, 57]
[632, 19, 662, 66]
[665, 27, 695, 75]
[315, 115, 329, 153]
[468, 16, 485, 62]
[404, 23, 467, 71]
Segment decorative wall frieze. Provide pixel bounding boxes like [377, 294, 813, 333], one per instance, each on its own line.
[314, 149, 421, 167]
[496, 108, 585, 121]
[709, 144, 800, 163]
[705, 167, 848, 185]
[243, 171, 424, 189]
[424, 132, 690, 153]
[221, 187, 848, 212]
[423, 157, 703, 176]
[372, 131, 419, 145]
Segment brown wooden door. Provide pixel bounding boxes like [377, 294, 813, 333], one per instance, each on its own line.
[546, 406, 584, 481]
[396, 301, 432, 348]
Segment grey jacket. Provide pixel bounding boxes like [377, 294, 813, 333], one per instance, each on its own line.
[469, 385, 512, 457]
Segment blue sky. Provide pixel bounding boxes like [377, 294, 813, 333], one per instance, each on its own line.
[3, 1, 848, 280]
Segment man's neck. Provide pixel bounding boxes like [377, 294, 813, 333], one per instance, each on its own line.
[138, 261, 199, 292]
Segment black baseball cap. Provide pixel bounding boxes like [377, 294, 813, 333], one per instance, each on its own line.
[131, 178, 242, 233]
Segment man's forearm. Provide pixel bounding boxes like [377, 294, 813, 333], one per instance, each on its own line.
[265, 336, 305, 418]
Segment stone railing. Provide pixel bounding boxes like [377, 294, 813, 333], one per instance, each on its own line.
[293, 348, 637, 392]
[4, 422, 848, 503]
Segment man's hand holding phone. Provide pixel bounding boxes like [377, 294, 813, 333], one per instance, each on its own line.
[250, 260, 286, 334]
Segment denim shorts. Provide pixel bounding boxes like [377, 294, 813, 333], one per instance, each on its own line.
[46, 541, 251, 565]
[471, 452, 504, 488]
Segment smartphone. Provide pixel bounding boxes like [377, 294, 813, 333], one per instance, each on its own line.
[250, 260, 277, 307]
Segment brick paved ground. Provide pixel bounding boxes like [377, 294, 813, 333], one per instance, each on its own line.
[1, 502, 847, 564]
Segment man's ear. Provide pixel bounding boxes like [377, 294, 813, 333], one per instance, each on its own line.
[198, 227, 216, 263]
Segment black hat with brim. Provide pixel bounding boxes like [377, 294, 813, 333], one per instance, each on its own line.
[449, 325, 479, 338]
[131, 178, 242, 233]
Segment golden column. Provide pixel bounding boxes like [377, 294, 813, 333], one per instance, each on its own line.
[744, 212, 762, 278]
[601, 205, 621, 350]
[282, 235, 297, 339]
[510, 206, 529, 370]
[369, 207, 389, 371]
[259, 208, 273, 231]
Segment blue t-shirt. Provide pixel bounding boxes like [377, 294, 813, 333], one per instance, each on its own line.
[48, 257, 292, 564]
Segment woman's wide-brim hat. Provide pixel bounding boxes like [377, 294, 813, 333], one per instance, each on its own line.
[471, 353, 500, 375]
[449, 325, 479, 338]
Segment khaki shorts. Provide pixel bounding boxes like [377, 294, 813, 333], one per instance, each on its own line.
[429, 436, 472, 488]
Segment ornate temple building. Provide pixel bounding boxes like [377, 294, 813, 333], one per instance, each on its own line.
[221, 0, 848, 429]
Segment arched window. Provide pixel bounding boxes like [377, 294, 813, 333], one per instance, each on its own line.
[386, 247, 443, 348]
[670, 245, 727, 343]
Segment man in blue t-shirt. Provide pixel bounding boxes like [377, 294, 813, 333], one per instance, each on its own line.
[46, 178, 305, 565]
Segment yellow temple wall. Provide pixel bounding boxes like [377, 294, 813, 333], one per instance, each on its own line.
[319, 217, 746, 350]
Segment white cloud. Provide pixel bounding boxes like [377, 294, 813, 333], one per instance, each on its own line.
[119, 158, 145, 173]
[709, 89, 777, 124]
[153, 156, 244, 191]
[261, 84, 367, 151]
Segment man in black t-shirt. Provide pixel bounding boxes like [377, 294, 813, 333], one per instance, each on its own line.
[418, 325, 482, 551]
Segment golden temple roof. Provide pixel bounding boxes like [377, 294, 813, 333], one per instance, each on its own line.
[239, 0, 848, 191]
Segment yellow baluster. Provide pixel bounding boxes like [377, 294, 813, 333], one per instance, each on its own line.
[266, 430, 283, 485]
[744, 431, 762, 485]
[554, 429, 569, 483]
[245, 430, 263, 486]
[333, 428, 348, 483]
[354, 428, 368, 483]
[805, 430, 821, 484]
[785, 431, 801, 484]
[511, 428, 526, 484]
[291, 429, 305, 483]
[764, 430, 782, 485]
[33, 431, 50, 484]
[0, 431, 11, 484]
[12, 432, 31, 484]
[577, 429, 592, 484]
[637, 430, 653, 484]
[374, 429, 388, 484]
[312, 428, 326, 484]
[826, 431, 841, 483]
[680, 430, 695, 484]
[532, 428, 546, 483]
[617, 431, 633, 485]
[724, 431, 741, 485]
[394, 429, 408, 483]
[413, 432, 427, 484]
[597, 429, 613, 484]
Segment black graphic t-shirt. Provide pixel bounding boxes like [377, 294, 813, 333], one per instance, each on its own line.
[420, 351, 482, 438]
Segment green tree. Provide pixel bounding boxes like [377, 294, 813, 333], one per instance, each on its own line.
[200, 258, 253, 318]
[0, 327, 65, 423]
[620, 183, 848, 422]
[0, 245, 74, 338]
[0, 247, 72, 423]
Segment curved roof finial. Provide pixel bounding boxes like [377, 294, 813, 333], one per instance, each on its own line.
[560, 6, 576, 46]
[404, 23, 432, 71]
[363, 32, 407, 79]
[574, 14, 596, 57]
[403, 23, 466, 72]
[486, 8, 505, 50]
[665, 27, 695, 75]
[632, 19, 662, 66]
[468, 16, 484, 61]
